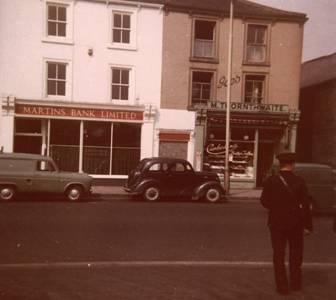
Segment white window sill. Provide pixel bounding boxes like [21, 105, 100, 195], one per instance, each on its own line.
[111, 100, 132, 105]
[107, 43, 137, 51]
[43, 95, 70, 101]
[42, 37, 74, 46]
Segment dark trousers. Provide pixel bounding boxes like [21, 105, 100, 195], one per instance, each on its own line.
[270, 225, 304, 291]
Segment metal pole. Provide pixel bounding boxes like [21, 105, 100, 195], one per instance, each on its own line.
[225, 0, 234, 194]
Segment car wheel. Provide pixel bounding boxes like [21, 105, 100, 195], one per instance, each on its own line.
[204, 187, 221, 203]
[65, 185, 83, 202]
[143, 186, 160, 202]
[0, 186, 16, 201]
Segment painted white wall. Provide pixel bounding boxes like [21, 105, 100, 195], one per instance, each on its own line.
[0, 0, 163, 107]
[0, 114, 14, 152]
[0, 0, 163, 159]
[157, 109, 195, 130]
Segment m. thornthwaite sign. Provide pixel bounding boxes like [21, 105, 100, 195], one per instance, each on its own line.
[195, 101, 289, 113]
[15, 103, 144, 121]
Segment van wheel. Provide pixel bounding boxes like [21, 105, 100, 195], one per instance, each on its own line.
[65, 185, 83, 202]
[143, 186, 160, 202]
[204, 186, 222, 203]
[0, 186, 16, 201]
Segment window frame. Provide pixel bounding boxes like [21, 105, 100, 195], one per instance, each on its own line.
[109, 64, 134, 104]
[243, 73, 268, 104]
[108, 8, 138, 50]
[191, 17, 219, 62]
[190, 69, 216, 106]
[42, 0, 74, 45]
[243, 22, 271, 65]
[43, 58, 72, 100]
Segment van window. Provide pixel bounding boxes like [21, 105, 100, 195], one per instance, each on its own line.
[0, 159, 35, 170]
[37, 160, 55, 172]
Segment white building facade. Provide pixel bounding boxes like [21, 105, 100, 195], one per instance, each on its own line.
[0, 0, 196, 179]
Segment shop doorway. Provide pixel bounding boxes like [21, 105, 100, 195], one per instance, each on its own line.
[256, 142, 274, 187]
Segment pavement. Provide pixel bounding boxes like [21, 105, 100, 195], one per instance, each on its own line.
[91, 185, 262, 202]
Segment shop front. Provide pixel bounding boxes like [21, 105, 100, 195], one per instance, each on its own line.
[2, 100, 150, 178]
[196, 102, 298, 188]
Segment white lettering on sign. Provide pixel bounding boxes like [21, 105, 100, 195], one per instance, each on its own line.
[206, 144, 226, 155]
[195, 102, 289, 113]
[15, 104, 144, 121]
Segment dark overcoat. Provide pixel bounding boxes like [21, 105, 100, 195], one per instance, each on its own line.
[260, 170, 313, 231]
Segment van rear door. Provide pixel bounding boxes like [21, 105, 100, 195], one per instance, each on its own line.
[295, 164, 335, 210]
[0, 158, 35, 193]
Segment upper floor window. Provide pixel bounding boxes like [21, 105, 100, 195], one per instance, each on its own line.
[43, 1, 74, 44]
[245, 24, 268, 63]
[47, 4, 67, 37]
[244, 74, 266, 103]
[192, 19, 217, 59]
[111, 68, 130, 101]
[112, 12, 131, 44]
[47, 62, 67, 96]
[191, 71, 214, 105]
[109, 9, 137, 50]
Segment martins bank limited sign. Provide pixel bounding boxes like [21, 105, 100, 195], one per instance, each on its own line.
[15, 103, 143, 121]
[195, 101, 289, 113]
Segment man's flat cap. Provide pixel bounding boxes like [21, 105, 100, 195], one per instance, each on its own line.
[276, 152, 296, 163]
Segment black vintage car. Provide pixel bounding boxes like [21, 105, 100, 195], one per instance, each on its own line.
[124, 157, 226, 203]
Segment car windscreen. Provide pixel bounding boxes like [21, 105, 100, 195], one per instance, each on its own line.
[136, 159, 151, 171]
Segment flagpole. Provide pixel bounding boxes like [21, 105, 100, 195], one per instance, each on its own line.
[225, 0, 234, 195]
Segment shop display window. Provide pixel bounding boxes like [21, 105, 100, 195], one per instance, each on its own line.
[14, 118, 42, 154]
[83, 121, 111, 175]
[15, 119, 42, 134]
[229, 142, 254, 179]
[112, 123, 141, 175]
[204, 127, 256, 180]
[18, 118, 142, 176]
[49, 120, 80, 172]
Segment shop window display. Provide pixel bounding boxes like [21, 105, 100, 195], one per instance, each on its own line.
[112, 123, 141, 175]
[26, 119, 142, 176]
[49, 120, 80, 172]
[204, 127, 255, 180]
[14, 119, 43, 154]
[83, 121, 111, 175]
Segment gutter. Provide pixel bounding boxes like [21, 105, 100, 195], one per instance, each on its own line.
[81, 0, 164, 9]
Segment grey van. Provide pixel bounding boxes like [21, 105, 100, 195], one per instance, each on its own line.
[269, 163, 336, 211]
[294, 163, 336, 211]
[0, 153, 92, 202]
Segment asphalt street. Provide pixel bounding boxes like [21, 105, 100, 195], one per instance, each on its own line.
[0, 199, 335, 299]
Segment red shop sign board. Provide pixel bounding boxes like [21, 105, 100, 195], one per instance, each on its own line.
[15, 103, 144, 121]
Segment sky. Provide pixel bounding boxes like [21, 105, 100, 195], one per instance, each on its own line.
[250, 0, 336, 62]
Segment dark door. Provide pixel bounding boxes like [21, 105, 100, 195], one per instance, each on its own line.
[32, 159, 61, 193]
[166, 161, 195, 197]
[256, 142, 274, 187]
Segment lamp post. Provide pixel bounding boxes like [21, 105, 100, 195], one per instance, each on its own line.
[224, 0, 234, 194]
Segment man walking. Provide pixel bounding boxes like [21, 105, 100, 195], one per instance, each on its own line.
[260, 152, 313, 295]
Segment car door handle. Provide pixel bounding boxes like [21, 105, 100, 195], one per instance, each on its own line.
[26, 179, 32, 185]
